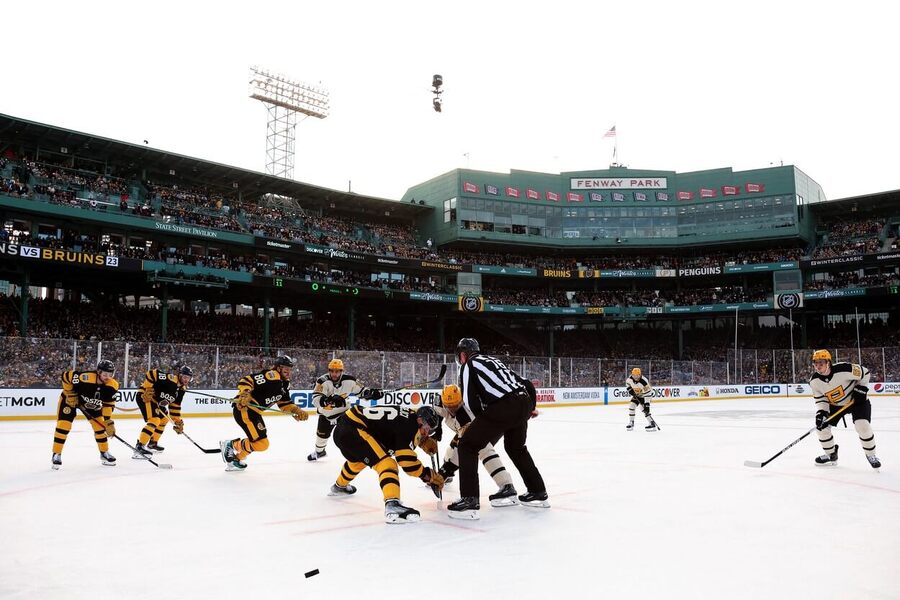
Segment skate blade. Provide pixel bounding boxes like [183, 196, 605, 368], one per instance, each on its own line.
[489, 498, 519, 507]
[447, 510, 480, 520]
[51, 465, 61, 471]
[521, 500, 551, 508]
[385, 513, 420, 524]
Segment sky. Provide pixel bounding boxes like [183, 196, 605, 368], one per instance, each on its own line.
[3, 1, 898, 202]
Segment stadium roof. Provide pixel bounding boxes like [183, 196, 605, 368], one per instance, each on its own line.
[0, 113, 432, 221]
[813, 188, 900, 218]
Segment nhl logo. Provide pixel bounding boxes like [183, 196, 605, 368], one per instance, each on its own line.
[776, 293, 802, 309]
[460, 293, 483, 313]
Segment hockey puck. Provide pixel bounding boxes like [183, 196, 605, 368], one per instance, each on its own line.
[304, 569, 319, 578]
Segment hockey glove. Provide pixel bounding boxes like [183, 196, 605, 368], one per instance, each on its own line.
[361, 387, 384, 401]
[324, 394, 347, 409]
[64, 392, 79, 408]
[417, 434, 438, 456]
[172, 418, 184, 434]
[282, 404, 309, 421]
[236, 391, 252, 409]
[420, 467, 445, 496]
[105, 419, 116, 438]
[815, 409, 830, 430]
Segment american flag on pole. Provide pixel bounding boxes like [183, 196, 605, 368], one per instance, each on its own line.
[603, 126, 616, 139]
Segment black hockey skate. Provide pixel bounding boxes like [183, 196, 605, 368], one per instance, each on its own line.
[447, 496, 480, 520]
[384, 500, 420, 524]
[645, 419, 659, 432]
[814, 444, 838, 466]
[307, 449, 326, 461]
[133, 443, 152, 460]
[100, 451, 117, 466]
[328, 483, 357, 496]
[626, 421, 634, 431]
[51, 453, 62, 470]
[220, 439, 247, 471]
[867, 455, 882, 469]
[146, 441, 165, 453]
[489, 484, 519, 507]
[518, 491, 550, 508]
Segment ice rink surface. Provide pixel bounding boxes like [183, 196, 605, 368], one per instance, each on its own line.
[2, 397, 899, 600]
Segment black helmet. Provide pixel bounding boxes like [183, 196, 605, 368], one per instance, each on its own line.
[179, 365, 194, 377]
[97, 359, 115, 375]
[416, 405, 441, 430]
[456, 337, 480, 357]
[274, 355, 295, 368]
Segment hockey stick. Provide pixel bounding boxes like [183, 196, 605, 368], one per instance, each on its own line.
[743, 401, 854, 468]
[78, 408, 173, 469]
[150, 406, 220, 454]
[383, 364, 447, 394]
[180, 431, 221, 454]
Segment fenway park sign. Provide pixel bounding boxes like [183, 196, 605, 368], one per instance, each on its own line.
[570, 177, 667, 190]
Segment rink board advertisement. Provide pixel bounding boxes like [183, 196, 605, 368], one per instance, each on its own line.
[2, 384, 898, 418]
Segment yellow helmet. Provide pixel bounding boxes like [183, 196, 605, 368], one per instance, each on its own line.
[441, 384, 462, 410]
[812, 350, 832, 363]
[631, 367, 642, 378]
[328, 358, 345, 371]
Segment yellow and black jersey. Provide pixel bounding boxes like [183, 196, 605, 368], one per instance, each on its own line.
[625, 375, 652, 398]
[344, 405, 422, 453]
[61, 369, 119, 418]
[313, 373, 365, 421]
[140, 369, 186, 418]
[237, 369, 291, 413]
[810, 362, 870, 407]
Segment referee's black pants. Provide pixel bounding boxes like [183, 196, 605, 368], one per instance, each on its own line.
[458, 390, 545, 499]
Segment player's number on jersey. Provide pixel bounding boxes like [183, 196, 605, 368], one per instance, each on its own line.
[253, 374, 266, 385]
[361, 406, 410, 420]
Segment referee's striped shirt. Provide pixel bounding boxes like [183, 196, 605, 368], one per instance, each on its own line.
[459, 354, 525, 418]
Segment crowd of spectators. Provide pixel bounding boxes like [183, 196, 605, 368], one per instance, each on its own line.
[813, 218, 884, 258]
[806, 271, 900, 291]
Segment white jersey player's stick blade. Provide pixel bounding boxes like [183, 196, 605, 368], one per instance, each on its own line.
[743, 460, 764, 468]
[157, 463, 174, 469]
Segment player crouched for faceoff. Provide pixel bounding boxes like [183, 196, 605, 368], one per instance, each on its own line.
[307, 358, 382, 461]
[625, 368, 658, 432]
[810, 350, 881, 469]
[133, 365, 192, 459]
[437, 384, 518, 507]
[219, 355, 308, 471]
[328, 404, 445, 524]
[51, 359, 120, 470]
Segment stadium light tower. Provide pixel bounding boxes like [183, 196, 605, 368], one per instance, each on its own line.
[249, 66, 330, 180]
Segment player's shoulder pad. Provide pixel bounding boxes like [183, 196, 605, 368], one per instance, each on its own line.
[145, 369, 159, 382]
[831, 362, 853, 374]
[62, 370, 74, 384]
[105, 378, 120, 392]
[810, 371, 826, 383]
[80, 371, 98, 384]
[340, 374, 357, 383]
[164, 373, 178, 383]
[316, 374, 329, 384]
[265, 369, 281, 381]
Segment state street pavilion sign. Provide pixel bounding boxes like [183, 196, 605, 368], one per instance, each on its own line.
[570, 177, 668, 190]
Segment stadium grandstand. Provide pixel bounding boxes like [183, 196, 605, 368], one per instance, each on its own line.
[2, 112, 900, 389]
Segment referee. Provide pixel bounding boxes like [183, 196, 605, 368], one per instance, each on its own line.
[447, 338, 548, 520]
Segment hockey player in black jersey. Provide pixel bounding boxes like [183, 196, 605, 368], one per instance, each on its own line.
[133, 365, 192, 459]
[51, 359, 119, 470]
[329, 404, 445, 523]
[219, 355, 309, 471]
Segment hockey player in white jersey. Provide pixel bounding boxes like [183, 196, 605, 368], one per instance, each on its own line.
[437, 384, 518, 506]
[307, 358, 383, 461]
[809, 350, 880, 469]
[625, 368, 658, 431]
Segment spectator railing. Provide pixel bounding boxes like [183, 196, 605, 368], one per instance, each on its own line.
[15, 336, 885, 389]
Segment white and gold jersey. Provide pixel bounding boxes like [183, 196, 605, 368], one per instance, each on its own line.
[312, 373, 365, 421]
[809, 362, 869, 408]
[625, 375, 652, 399]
